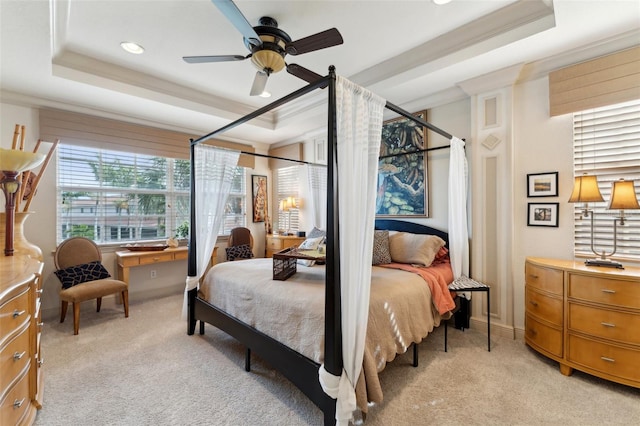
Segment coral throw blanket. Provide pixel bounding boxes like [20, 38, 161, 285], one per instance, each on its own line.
[379, 260, 456, 314]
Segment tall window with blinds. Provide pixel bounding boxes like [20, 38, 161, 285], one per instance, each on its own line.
[573, 99, 640, 261]
[57, 145, 245, 243]
[276, 166, 300, 233]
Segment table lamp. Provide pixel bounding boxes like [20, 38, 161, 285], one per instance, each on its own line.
[1, 148, 46, 255]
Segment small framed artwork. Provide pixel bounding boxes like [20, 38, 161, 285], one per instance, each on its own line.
[251, 175, 268, 223]
[528, 203, 559, 227]
[527, 172, 558, 197]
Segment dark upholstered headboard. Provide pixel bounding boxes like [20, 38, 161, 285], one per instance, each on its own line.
[374, 219, 449, 248]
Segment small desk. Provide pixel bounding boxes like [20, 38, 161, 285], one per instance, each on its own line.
[115, 246, 219, 284]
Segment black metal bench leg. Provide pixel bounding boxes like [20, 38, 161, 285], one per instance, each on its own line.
[444, 320, 448, 352]
[413, 343, 418, 367]
[245, 348, 251, 372]
[487, 288, 491, 352]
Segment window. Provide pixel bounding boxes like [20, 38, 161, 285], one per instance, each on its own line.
[573, 99, 640, 261]
[57, 145, 245, 243]
[276, 166, 300, 233]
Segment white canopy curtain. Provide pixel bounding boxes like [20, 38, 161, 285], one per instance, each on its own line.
[318, 76, 386, 425]
[182, 144, 240, 319]
[306, 164, 328, 230]
[448, 136, 469, 279]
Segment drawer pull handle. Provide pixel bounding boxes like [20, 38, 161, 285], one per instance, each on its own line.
[529, 300, 538, 307]
[13, 398, 25, 408]
[601, 289, 616, 294]
[13, 351, 26, 360]
[153, 257, 160, 261]
[601, 322, 616, 328]
[527, 329, 537, 336]
[13, 309, 26, 318]
[600, 356, 615, 363]
[529, 274, 539, 279]
[36, 289, 43, 294]
[38, 359, 44, 367]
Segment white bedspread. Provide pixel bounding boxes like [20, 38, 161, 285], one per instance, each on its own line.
[198, 257, 445, 409]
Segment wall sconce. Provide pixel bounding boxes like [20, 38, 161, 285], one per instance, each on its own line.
[569, 174, 639, 269]
[1, 148, 45, 256]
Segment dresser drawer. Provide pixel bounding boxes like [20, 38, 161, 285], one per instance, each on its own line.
[0, 289, 30, 339]
[525, 262, 563, 295]
[139, 252, 173, 265]
[0, 366, 30, 426]
[174, 250, 188, 261]
[525, 313, 563, 358]
[0, 323, 30, 393]
[266, 238, 283, 251]
[568, 303, 640, 345]
[568, 334, 640, 384]
[568, 274, 640, 309]
[525, 287, 562, 326]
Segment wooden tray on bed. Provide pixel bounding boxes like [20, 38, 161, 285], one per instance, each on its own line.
[272, 247, 326, 280]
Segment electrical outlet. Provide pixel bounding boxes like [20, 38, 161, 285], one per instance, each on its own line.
[150, 270, 157, 279]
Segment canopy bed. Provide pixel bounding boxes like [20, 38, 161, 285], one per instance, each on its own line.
[186, 67, 469, 425]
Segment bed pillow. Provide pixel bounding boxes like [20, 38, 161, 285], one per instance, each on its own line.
[226, 244, 254, 261]
[55, 261, 111, 289]
[307, 227, 326, 239]
[298, 236, 323, 250]
[389, 232, 446, 267]
[372, 230, 391, 265]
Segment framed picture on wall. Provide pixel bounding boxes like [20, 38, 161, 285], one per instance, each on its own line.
[527, 203, 559, 227]
[527, 172, 558, 197]
[376, 110, 428, 217]
[251, 175, 268, 223]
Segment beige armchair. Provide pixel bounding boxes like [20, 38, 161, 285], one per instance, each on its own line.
[54, 237, 128, 335]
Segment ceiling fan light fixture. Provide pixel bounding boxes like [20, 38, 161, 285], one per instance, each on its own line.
[251, 49, 286, 73]
[120, 41, 145, 55]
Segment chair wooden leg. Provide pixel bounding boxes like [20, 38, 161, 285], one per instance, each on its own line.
[96, 297, 102, 312]
[73, 302, 80, 335]
[122, 290, 129, 318]
[60, 301, 68, 323]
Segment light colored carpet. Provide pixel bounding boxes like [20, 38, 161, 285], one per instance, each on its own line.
[34, 293, 640, 425]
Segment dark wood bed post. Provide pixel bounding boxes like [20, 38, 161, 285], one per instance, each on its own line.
[323, 66, 341, 425]
[187, 138, 198, 335]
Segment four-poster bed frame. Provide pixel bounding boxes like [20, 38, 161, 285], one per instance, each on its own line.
[187, 66, 457, 425]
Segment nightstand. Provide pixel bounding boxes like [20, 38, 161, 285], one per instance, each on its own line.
[265, 234, 305, 258]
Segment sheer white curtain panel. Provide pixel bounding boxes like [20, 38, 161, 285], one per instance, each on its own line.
[318, 76, 386, 425]
[306, 164, 328, 230]
[448, 136, 469, 279]
[182, 145, 240, 319]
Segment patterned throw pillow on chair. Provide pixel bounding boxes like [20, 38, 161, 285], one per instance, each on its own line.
[54, 261, 111, 289]
[226, 244, 254, 261]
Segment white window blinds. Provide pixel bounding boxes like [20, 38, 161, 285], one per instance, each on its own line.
[276, 166, 300, 233]
[573, 98, 640, 260]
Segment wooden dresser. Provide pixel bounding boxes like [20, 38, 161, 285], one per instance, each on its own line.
[265, 234, 306, 258]
[1, 254, 44, 425]
[525, 257, 640, 388]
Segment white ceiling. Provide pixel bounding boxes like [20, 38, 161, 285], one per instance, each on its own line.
[1, 0, 639, 146]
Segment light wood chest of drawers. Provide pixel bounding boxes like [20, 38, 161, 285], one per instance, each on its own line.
[525, 257, 640, 388]
[1, 255, 44, 425]
[265, 234, 305, 258]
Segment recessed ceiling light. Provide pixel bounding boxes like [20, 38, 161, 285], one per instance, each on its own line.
[259, 91, 271, 98]
[433, 0, 452, 5]
[120, 42, 145, 54]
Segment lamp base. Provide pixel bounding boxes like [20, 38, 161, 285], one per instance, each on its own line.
[585, 258, 624, 269]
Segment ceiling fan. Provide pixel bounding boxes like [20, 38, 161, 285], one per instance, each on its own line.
[183, 0, 343, 96]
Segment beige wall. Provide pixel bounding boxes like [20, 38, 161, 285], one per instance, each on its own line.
[3, 75, 638, 328]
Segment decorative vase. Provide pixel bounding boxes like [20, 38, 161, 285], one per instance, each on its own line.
[0, 211, 43, 261]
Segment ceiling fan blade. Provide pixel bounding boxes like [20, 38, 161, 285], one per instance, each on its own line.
[212, 0, 262, 48]
[250, 71, 269, 96]
[286, 28, 343, 55]
[286, 63, 323, 83]
[183, 54, 248, 64]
